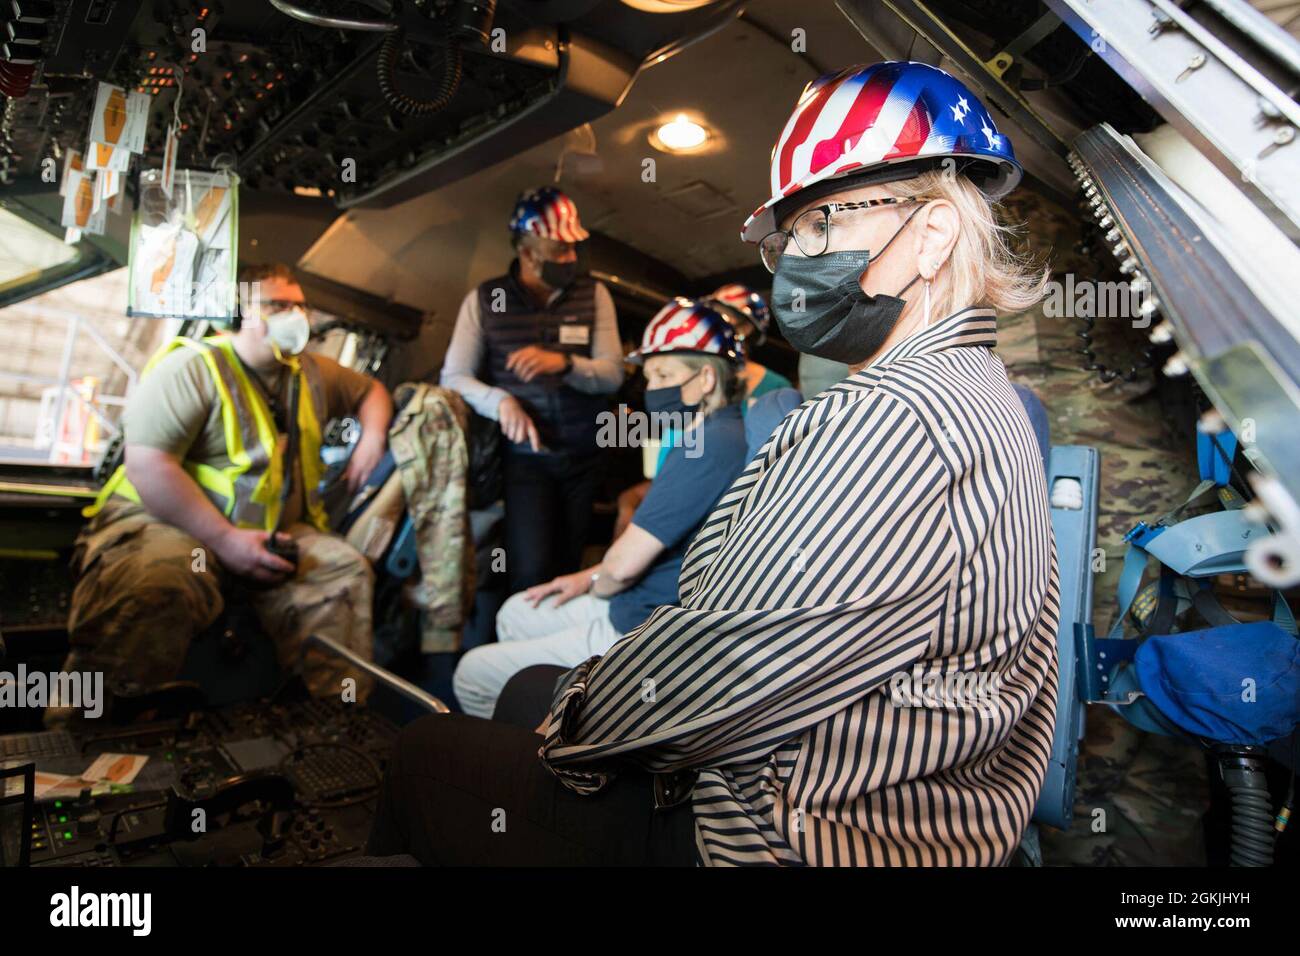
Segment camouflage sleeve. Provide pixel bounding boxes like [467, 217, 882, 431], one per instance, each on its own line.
[387, 383, 474, 653]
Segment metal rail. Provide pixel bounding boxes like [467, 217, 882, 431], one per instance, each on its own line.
[304, 633, 450, 715]
[1045, 0, 1300, 240]
[1071, 123, 1300, 585]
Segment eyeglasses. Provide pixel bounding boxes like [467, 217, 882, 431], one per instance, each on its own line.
[261, 299, 305, 314]
[758, 196, 924, 273]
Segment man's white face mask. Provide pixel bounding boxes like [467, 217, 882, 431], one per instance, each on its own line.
[265, 306, 310, 357]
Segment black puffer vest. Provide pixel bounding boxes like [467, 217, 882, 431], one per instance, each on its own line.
[477, 263, 607, 455]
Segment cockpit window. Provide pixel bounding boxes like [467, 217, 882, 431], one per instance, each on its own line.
[0, 267, 178, 467]
[0, 208, 81, 294]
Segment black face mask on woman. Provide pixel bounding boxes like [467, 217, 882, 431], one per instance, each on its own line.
[770, 207, 923, 365]
[644, 371, 701, 416]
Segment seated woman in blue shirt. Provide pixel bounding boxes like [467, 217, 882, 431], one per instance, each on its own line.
[453, 298, 750, 719]
[613, 284, 796, 538]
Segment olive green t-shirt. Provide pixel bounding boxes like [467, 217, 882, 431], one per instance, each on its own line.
[123, 346, 374, 525]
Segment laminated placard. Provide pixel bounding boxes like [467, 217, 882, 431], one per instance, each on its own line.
[84, 140, 133, 172]
[60, 165, 107, 235]
[87, 82, 149, 154]
[127, 167, 239, 320]
[92, 167, 121, 213]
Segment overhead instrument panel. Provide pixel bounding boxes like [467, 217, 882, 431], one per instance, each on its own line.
[0, 0, 744, 208]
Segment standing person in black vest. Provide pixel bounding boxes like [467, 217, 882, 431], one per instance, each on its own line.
[440, 187, 624, 592]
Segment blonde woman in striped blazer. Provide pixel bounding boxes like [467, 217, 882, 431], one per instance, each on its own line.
[367, 63, 1059, 866]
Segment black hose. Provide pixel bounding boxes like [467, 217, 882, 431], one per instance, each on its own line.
[377, 31, 462, 117]
[1220, 751, 1277, 866]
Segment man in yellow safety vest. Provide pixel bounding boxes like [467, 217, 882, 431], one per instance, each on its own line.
[53, 262, 393, 721]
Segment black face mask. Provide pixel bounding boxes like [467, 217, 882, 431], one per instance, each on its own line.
[644, 371, 701, 416]
[770, 207, 923, 364]
[540, 258, 579, 289]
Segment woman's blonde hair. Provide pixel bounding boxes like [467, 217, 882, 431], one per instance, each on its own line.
[878, 169, 1049, 320]
[675, 353, 745, 414]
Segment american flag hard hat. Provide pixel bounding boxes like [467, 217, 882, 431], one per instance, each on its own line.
[629, 298, 742, 365]
[509, 186, 590, 243]
[740, 61, 1022, 243]
[706, 283, 771, 342]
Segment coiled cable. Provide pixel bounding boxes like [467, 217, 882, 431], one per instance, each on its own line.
[1219, 750, 1277, 867]
[377, 31, 463, 116]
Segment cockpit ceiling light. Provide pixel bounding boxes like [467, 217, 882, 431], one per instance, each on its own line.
[621, 0, 720, 11]
[652, 114, 709, 153]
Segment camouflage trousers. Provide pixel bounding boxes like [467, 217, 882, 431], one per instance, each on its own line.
[55, 497, 374, 719]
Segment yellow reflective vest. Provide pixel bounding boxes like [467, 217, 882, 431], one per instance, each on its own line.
[86, 335, 330, 532]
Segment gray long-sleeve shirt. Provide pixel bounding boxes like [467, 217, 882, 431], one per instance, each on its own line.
[439, 280, 624, 420]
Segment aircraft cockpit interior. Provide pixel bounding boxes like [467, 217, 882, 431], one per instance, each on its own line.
[0, 0, 1297, 922]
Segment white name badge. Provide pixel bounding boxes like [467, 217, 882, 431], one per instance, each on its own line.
[558, 323, 590, 346]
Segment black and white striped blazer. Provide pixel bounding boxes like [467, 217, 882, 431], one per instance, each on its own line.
[541, 306, 1060, 866]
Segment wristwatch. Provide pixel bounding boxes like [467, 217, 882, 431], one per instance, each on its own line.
[561, 352, 574, 374]
[589, 570, 602, 595]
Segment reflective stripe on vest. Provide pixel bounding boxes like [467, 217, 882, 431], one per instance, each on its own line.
[85, 336, 330, 532]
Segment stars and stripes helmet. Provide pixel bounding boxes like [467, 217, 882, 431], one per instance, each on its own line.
[508, 186, 590, 243]
[705, 283, 771, 347]
[740, 61, 1022, 243]
[629, 298, 743, 365]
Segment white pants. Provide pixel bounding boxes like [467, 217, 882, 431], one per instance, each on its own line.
[453, 592, 624, 719]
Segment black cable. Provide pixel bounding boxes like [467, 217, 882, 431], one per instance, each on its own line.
[267, 0, 397, 32]
[1219, 750, 1277, 866]
[377, 31, 462, 117]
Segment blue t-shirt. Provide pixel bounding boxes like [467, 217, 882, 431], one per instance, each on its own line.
[744, 386, 803, 460]
[609, 404, 748, 634]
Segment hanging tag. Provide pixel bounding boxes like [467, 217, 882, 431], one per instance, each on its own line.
[58, 149, 83, 197]
[100, 169, 120, 203]
[84, 140, 132, 172]
[88, 82, 150, 154]
[61, 167, 107, 235]
[161, 121, 179, 198]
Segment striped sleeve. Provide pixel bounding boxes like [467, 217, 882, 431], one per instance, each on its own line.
[539, 392, 956, 788]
